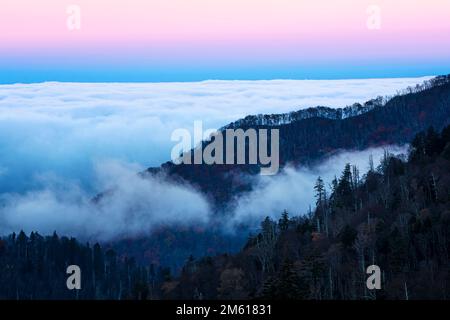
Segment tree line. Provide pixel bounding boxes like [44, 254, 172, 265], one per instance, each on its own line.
[0, 231, 169, 299]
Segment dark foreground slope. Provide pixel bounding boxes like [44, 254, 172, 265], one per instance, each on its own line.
[165, 125, 450, 300]
[149, 75, 450, 206]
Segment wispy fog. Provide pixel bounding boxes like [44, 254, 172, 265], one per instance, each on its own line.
[229, 145, 408, 228]
[0, 160, 211, 241]
[0, 146, 407, 240]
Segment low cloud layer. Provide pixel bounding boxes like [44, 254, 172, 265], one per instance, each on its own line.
[229, 145, 408, 228]
[0, 78, 429, 193]
[0, 160, 211, 241]
[0, 148, 408, 240]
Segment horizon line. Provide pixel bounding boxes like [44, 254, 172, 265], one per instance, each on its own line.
[0, 75, 437, 86]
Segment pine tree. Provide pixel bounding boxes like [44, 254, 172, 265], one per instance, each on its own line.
[278, 210, 290, 232]
[336, 164, 353, 208]
[267, 260, 309, 299]
[314, 177, 326, 207]
[425, 126, 443, 156]
[410, 131, 427, 161]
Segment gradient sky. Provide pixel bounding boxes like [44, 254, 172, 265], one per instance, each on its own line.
[1, 0, 450, 83]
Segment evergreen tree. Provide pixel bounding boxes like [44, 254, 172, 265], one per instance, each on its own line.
[278, 210, 290, 232]
[261, 260, 309, 300]
[314, 177, 326, 207]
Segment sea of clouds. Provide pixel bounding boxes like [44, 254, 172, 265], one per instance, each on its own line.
[0, 78, 428, 239]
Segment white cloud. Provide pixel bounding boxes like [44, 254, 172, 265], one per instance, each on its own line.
[0, 146, 408, 240]
[0, 160, 211, 241]
[229, 145, 408, 229]
[0, 77, 430, 192]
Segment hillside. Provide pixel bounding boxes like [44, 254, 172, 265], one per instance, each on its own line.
[164, 125, 450, 300]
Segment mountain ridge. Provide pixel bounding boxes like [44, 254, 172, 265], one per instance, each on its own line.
[146, 75, 450, 206]
[221, 97, 385, 129]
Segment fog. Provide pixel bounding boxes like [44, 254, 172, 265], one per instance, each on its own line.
[0, 146, 408, 240]
[0, 160, 211, 241]
[229, 145, 408, 228]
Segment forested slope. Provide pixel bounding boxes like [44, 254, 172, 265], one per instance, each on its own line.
[166, 125, 450, 300]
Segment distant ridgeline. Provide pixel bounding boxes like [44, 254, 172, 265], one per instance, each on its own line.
[147, 75, 450, 206]
[222, 75, 449, 129]
[222, 97, 385, 129]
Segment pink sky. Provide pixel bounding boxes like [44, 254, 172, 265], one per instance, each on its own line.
[2, 0, 450, 47]
[1, 0, 449, 82]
